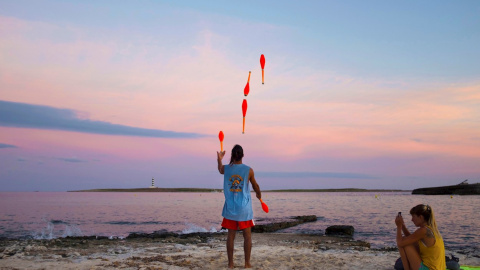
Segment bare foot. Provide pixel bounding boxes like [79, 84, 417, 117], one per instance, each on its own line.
[245, 263, 252, 268]
[228, 263, 234, 269]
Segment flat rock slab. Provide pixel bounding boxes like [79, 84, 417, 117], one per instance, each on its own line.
[325, 225, 354, 237]
[126, 215, 318, 238]
[252, 215, 317, 233]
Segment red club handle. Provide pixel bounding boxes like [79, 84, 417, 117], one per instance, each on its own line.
[242, 117, 245, 134]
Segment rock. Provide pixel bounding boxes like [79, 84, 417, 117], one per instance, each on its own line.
[252, 215, 317, 233]
[3, 246, 18, 256]
[127, 230, 179, 239]
[44, 254, 62, 260]
[68, 252, 81, 257]
[64, 236, 109, 240]
[325, 225, 354, 237]
[293, 215, 318, 222]
[374, 246, 397, 251]
[174, 244, 186, 250]
[25, 245, 47, 252]
[12, 252, 25, 258]
[126, 230, 225, 244]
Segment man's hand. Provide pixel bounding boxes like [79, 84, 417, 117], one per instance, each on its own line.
[217, 151, 225, 174]
[217, 151, 225, 160]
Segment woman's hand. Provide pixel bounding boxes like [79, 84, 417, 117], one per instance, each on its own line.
[395, 214, 404, 227]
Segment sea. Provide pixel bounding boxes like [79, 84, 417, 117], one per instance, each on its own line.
[0, 192, 478, 252]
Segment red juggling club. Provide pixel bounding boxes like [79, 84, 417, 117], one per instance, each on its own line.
[260, 199, 269, 213]
[260, 54, 265, 84]
[244, 71, 251, 96]
[242, 99, 247, 134]
[218, 131, 224, 152]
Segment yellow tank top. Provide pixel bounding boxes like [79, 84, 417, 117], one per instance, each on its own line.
[418, 226, 446, 270]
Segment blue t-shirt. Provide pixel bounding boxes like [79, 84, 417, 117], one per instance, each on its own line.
[222, 164, 253, 221]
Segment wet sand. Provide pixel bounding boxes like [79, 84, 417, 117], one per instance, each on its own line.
[1, 233, 479, 269]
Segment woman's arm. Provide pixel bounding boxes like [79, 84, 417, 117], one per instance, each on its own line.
[401, 223, 411, 236]
[397, 227, 427, 248]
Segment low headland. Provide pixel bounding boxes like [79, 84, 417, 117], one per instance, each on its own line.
[412, 180, 480, 195]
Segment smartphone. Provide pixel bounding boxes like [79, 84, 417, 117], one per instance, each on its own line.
[398, 212, 402, 216]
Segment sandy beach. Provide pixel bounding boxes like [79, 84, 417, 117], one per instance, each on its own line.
[1, 233, 479, 270]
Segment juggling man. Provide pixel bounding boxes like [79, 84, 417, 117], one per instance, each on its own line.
[217, 144, 262, 269]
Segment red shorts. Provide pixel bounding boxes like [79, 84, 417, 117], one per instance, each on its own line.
[221, 218, 255, 230]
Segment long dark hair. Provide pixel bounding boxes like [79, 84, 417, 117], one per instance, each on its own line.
[229, 144, 244, 165]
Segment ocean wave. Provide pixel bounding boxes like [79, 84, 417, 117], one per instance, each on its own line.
[50, 219, 69, 225]
[181, 222, 222, 234]
[104, 221, 169, 225]
[31, 221, 84, 240]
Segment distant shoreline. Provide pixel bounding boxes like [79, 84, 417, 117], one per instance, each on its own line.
[68, 188, 410, 193]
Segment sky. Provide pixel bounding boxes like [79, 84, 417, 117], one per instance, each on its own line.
[1, 1, 479, 191]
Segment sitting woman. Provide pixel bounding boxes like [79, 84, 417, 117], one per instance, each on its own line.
[395, 204, 446, 270]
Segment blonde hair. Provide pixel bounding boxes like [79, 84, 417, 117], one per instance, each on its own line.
[410, 204, 442, 238]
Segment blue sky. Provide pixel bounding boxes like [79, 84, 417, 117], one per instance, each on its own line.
[1, 1, 479, 191]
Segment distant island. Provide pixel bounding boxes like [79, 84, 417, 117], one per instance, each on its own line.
[69, 188, 222, 193]
[69, 188, 409, 193]
[266, 188, 409, 192]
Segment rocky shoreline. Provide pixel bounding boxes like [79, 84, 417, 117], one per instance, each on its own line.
[1, 216, 479, 269]
[1, 231, 479, 269]
[0, 232, 378, 269]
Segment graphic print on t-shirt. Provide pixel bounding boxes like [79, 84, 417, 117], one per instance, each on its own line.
[229, 174, 244, 192]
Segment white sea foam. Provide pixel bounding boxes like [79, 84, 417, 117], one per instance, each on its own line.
[62, 224, 83, 238]
[181, 222, 218, 234]
[33, 221, 55, 240]
[32, 221, 84, 239]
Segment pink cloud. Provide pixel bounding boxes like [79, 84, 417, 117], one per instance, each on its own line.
[1, 14, 480, 185]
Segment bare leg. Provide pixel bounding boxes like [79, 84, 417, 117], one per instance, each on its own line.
[243, 227, 252, 268]
[399, 244, 421, 270]
[227, 229, 236, 269]
[398, 247, 411, 270]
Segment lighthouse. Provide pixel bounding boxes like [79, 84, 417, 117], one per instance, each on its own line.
[150, 177, 157, 188]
